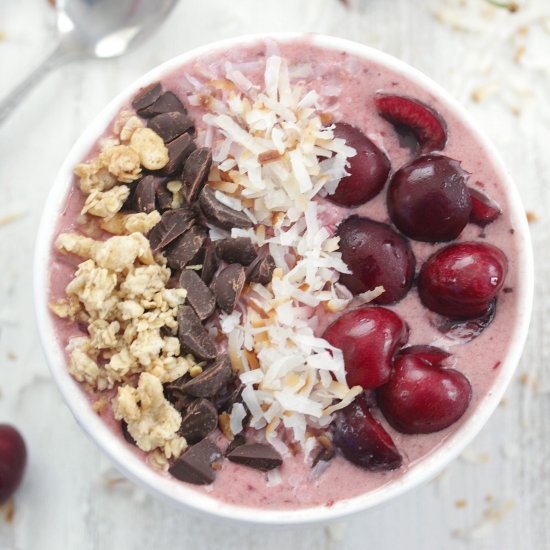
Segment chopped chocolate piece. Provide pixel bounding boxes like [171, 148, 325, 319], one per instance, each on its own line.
[138, 91, 187, 118]
[216, 238, 258, 266]
[131, 82, 162, 111]
[155, 180, 174, 211]
[213, 382, 244, 413]
[162, 133, 196, 176]
[210, 264, 246, 314]
[225, 434, 246, 456]
[121, 421, 136, 446]
[312, 446, 335, 468]
[177, 305, 217, 361]
[180, 355, 233, 398]
[172, 394, 195, 412]
[179, 269, 216, 320]
[199, 185, 253, 230]
[147, 111, 194, 143]
[166, 226, 207, 270]
[133, 175, 164, 213]
[183, 148, 212, 203]
[147, 208, 195, 252]
[179, 399, 218, 444]
[226, 443, 282, 472]
[168, 439, 222, 485]
[200, 242, 219, 285]
[248, 254, 276, 285]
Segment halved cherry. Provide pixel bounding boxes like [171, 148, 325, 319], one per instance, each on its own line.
[377, 348, 472, 434]
[375, 94, 447, 153]
[0, 425, 27, 505]
[468, 187, 502, 226]
[332, 394, 402, 471]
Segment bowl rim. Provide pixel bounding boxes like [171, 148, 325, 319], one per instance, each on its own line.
[33, 31, 534, 525]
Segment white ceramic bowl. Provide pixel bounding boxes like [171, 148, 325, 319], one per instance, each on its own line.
[34, 32, 533, 525]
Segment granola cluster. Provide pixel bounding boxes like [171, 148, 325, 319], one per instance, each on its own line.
[74, 111, 169, 218]
[50, 117, 191, 461]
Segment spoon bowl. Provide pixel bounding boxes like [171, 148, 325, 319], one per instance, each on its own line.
[0, 0, 178, 123]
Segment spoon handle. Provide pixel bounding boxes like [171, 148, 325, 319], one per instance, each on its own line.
[0, 42, 72, 125]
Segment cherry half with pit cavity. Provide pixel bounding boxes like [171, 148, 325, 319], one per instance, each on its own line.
[388, 155, 471, 242]
[336, 216, 416, 304]
[327, 123, 391, 207]
[377, 347, 472, 434]
[323, 306, 409, 389]
[375, 94, 447, 153]
[332, 394, 402, 471]
[418, 242, 508, 319]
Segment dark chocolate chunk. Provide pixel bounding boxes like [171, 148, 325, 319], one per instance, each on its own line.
[179, 269, 216, 321]
[225, 434, 246, 456]
[138, 91, 187, 118]
[200, 242, 219, 285]
[210, 264, 246, 314]
[177, 305, 217, 361]
[133, 175, 164, 213]
[248, 254, 276, 285]
[121, 421, 137, 446]
[179, 399, 218, 444]
[216, 238, 258, 266]
[166, 225, 207, 270]
[147, 111, 194, 143]
[168, 439, 222, 485]
[147, 208, 195, 252]
[131, 82, 162, 111]
[212, 382, 244, 413]
[162, 133, 196, 176]
[199, 185, 253, 230]
[180, 355, 233, 398]
[183, 148, 212, 203]
[226, 443, 282, 472]
[155, 180, 174, 212]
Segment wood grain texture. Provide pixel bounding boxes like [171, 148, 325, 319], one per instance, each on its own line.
[0, 0, 549, 548]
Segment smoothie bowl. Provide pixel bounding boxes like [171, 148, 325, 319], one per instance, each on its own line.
[34, 33, 533, 524]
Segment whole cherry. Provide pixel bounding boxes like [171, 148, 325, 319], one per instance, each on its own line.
[328, 123, 391, 207]
[418, 242, 508, 319]
[337, 216, 416, 304]
[377, 347, 472, 434]
[388, 155, 471, 242]
[0, 424, 27, 505]
[323, 306, 409, 389]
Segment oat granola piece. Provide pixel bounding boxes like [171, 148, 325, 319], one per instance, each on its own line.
[74, 159, 118, 194]
[130, 127, 169, 171]
[99, 211, 161, 235]
[82, 186, 131, 218]
[99, 144, 142, 183]
[114, 372, 187, 457]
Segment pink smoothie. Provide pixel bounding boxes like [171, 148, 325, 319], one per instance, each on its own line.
[48, 37, 521, 510]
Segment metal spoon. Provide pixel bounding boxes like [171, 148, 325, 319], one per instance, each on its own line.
[0, 0, 178, 124]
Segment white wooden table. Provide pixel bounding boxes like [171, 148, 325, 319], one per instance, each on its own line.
[0, 0, 548, 548]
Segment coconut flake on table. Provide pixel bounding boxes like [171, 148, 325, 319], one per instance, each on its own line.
[194, 55, 381, 456]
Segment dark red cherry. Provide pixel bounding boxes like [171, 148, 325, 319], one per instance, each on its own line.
[418, 242, 508, 319]
[399, 345, 450, 364]
[388, 155, 471, 242]
[468, 187, 502, 226]
[377, 350, 472, 434]
[328, 123, 391, 207]
[337, 216, 415, 304]
[0, 425, 27, 505]
[333, 394, 402, 471]
[323, 306, 409, 389]
[375, 94, 447, 153]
